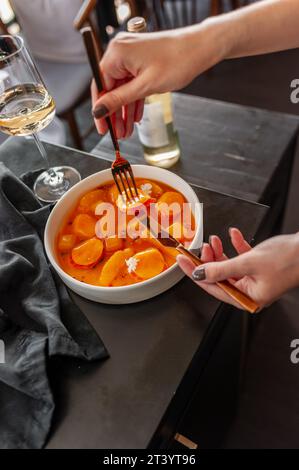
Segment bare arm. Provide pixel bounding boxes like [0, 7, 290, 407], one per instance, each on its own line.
[212, 0, 299, 58]
[92, 0, 299, 133]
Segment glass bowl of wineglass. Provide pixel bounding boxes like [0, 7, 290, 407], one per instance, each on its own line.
[0, 35, 81, 202]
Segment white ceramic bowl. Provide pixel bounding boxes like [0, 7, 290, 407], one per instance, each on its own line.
[44, 165, 203, 304]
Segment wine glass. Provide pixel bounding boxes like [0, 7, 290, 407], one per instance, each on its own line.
[0, 35, 81, 202]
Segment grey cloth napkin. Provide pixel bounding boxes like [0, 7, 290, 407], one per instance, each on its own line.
[0, 163, 108, 449]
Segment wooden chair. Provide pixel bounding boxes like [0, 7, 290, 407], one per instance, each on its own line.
[210, 0, 248, 16]
[139, 0, 247, 30]
[0, 18, 9, 34]
[74, 0, 142, 40]
[143, 0, 199, 30]
[74, 0, 103, 56]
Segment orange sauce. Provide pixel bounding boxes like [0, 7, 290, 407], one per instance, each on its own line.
[56, 178, 195, 287]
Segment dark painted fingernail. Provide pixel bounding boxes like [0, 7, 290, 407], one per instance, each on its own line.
[92, 104, 109, 119]
[192, 267, 206, 281]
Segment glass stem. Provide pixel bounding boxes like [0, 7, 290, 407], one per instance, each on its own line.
[32, 133, 57, 178]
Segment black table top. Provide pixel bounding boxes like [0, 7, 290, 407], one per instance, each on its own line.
[0, 137, 268, 448]
[93, 93, 299, 203]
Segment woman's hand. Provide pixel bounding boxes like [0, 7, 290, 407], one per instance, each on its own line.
[177, 228, 299, 310]
[91, 22, 227, 138]
[91, 0, 299, 139]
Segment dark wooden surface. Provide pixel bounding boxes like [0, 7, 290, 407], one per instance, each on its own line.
[93, 93, 299, 204]
[0, 137, 268, 448]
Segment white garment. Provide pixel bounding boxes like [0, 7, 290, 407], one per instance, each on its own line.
[10, 0, 87, 63]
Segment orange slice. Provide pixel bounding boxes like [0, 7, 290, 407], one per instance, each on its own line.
[132, 248, 165, 280]
[77, 189, 106, 214]
[71, 238, 103, 268]
[138, 179, 163, 199]
[104, 236, 124, 253]
[99, 250, 126, 286]
[72, 213, 96, 240]
[116, 189, 155, 212]
[58, 234, 77, 252]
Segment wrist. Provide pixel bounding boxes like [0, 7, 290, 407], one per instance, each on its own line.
[201, 15, 235, 61]
[289, 232, 299, 285]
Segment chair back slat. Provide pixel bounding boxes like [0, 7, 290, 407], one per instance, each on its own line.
[154, 0, 170, 30]
[145, 0, 243, 31]
[147, 0, 201, 30]
[191, 0, 198, 24]
[181, 0, 190, 26]
[166, 0, 181, 28]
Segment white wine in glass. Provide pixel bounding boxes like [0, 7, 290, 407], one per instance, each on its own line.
[0, 83, 55, 135]
[0, 35, 81, 202]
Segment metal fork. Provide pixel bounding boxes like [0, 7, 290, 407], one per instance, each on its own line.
[81, 26, 138, 201]
[111, 150, 139, 202]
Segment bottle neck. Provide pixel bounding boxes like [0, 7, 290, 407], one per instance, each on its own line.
[127, 16, 147, 33]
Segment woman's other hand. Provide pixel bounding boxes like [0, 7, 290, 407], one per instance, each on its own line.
[177, 228, 299, 310]
[91, 23, 226, 138]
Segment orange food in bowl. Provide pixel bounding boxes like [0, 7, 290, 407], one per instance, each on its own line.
[131, 248, 165, 280]
[99, 250, 126, 286]
[77, 189, 106, 214]
[72, 213, 96, 240]
[104, 235, 124, 252]
[58, 233, 77, 252]
[157, 191, 184, 207]
[116, 189, 154, 213]
[56, 178, 195, 287]
[137, 179, 163, 199]
[71, 238, 103, 267]
[99, 248, 134, 286]
[108, 184, 119, 204]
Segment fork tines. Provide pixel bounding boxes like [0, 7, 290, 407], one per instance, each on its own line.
[112, 160, 139, 203]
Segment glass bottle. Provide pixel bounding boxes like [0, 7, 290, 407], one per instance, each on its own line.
[127, 17, 181, 168]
